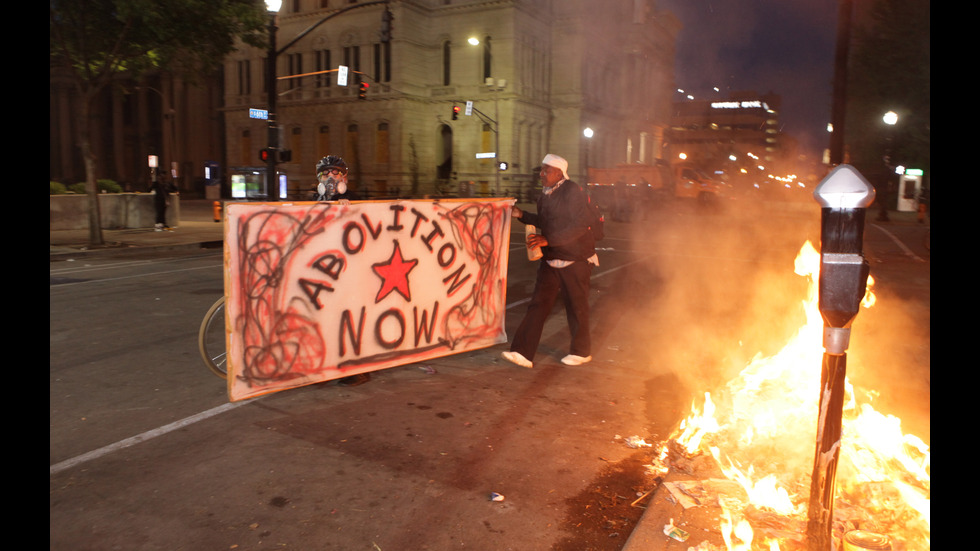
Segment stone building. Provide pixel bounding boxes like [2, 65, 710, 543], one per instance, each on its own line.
[224, 0, 679, 199]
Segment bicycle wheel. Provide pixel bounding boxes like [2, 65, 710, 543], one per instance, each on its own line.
[198, 296, 228, 379]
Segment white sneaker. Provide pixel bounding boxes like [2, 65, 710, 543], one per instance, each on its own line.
[501, 351, 533, 368]
[561, 354, 592, 366]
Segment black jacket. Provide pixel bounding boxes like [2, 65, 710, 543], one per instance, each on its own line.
[519, 179, 596, 262]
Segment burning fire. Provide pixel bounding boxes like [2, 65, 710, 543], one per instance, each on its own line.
[656, 241, 929, 550]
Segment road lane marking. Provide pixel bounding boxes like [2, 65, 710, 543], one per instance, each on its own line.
[870, 223, 925, 262]
[50, 401, 247, 476]
[51, 255, 647, 475]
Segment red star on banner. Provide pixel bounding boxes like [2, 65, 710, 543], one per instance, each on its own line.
[372, 241, 419, 302]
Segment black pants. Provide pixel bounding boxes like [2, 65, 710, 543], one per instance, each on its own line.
[510, 260, 592, 361]
[154, 195, 167, 225]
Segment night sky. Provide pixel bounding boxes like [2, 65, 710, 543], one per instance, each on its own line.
[658, 0, 840, 158]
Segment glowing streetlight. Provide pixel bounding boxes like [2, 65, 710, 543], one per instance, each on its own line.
[583, 127, 593, 174]
[882, 110, 898, 126]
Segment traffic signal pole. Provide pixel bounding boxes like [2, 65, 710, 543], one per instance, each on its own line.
[264, 0, 392, 199]
[460, 103, 501, 195]
[266, 9, 279, 199]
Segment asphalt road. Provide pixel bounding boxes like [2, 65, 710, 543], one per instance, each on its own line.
[50, 197, 929, 550]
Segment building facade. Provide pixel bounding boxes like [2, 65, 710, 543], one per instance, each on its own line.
[50, 68, 226, 195]
[666, 91, 800, 187]
[223, 0, 679, 199]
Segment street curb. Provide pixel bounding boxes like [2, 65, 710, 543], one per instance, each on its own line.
[49, 240, 223, 261]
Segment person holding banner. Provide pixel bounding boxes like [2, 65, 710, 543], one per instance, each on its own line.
[313, 155, 353, 204]
[502, 154, 598, 369]
[314, 155, 369, 386]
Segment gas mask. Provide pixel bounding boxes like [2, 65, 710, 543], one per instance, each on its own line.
[317, 172, 347, 199]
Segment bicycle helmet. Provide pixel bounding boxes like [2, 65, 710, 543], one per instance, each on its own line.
[316, 155, 348, 176]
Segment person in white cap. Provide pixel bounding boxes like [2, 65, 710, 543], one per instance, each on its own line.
[501, 154, 598, 369]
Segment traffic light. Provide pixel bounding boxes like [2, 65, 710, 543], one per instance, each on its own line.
[452, 105, 460, 120]
[259, 148, 273, 162]
[278, 149, 292, 163]
[358, 81, 369, 100]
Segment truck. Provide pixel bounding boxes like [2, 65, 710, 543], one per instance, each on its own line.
[586, 160, 725, 208]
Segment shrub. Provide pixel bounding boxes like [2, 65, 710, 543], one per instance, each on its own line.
[67, 179, 123, 194]
[50, 181, 67, 195]
[98, 179, 123, 193]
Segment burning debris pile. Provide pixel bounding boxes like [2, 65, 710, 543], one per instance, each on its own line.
[640, 241, 929, 550]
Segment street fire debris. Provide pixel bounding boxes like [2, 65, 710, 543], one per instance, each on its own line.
[622, 241, 929, 550]
[552, 449, 661, 551]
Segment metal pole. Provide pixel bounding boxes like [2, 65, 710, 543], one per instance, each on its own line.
[806, 164, 874, 550]
[266, 12, 279, 200]
[828, 0, 853, 166]
[495, 94, 500, 195]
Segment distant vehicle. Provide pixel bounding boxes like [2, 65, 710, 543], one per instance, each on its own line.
[587, 160, 725, 205]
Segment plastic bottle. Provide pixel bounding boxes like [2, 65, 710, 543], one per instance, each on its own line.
[525, 224, 543, 261]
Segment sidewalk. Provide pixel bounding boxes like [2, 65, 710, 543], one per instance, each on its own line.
[50, 199, 226, 260]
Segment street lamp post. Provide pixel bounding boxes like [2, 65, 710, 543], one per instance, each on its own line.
[583, 127, 593, 181]
[265, 0, 281, 200]
[136, 85, 177, 190]
[877, 110, 899, 221]
[469, 37, 503, 196]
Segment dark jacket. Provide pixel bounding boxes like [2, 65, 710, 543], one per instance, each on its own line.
[519, 179, 595, 262]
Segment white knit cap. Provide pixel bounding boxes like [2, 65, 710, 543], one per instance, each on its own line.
[541, 154, 569, 179]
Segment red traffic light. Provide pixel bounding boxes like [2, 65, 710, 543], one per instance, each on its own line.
[452, 105, 460, 120]
[259, 148, 272, 162]
[358, 81, 369, 99]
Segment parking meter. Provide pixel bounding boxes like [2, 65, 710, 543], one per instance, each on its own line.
[812, 165, 875, 354]
[806, 164, 875, 551]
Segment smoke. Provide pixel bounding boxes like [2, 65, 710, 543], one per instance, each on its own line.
[614, 200, 817, 393]
[607, 198, 928, 447]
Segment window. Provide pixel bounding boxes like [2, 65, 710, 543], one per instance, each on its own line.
[345, 124, 359, 167]
[237, 60, 251, 95]
[344, 45, 361, 76]
[382, 41, 391, 82]
[291, 127, 302, 163]
[241, 129, 251, 165]
[482, 36, 491, 82]
[315, 49, 331, 88]
[376, 123, 389, 163]
[318, 125, 330, 158]
[443, 41, 451, 85]
[287, 53, 303, 90]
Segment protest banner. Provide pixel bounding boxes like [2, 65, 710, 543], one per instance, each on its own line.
[224, 198, 515, 401]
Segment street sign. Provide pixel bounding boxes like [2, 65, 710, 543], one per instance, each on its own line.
[338, 65, 349, 86]
[475, 152, 496, 159]
[465, 101, 473, 116]
[249, 108, 269, 120]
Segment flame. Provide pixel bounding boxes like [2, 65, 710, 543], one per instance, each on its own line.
[660, 241, 928, 549]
